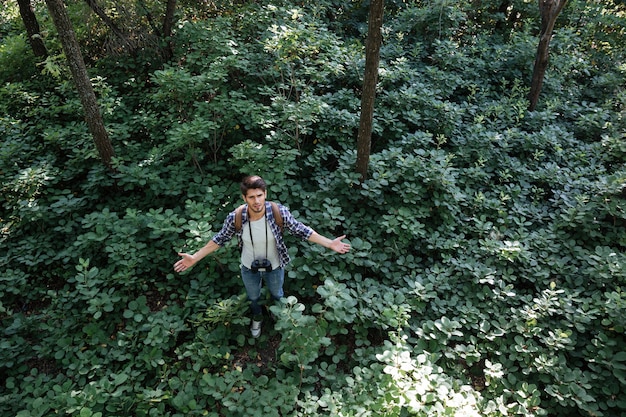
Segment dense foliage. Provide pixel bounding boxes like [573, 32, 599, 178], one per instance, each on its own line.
[1, 0, 625, 416]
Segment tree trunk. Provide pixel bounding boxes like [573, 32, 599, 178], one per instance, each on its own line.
[528, 0, 567, 111]
[45, 0, 116, 169]
[83, 0, 129, 45]
[356, 0, 384, 182]
[138, 0, 162, 37]
[162, 0, 177, 60]
[16, 0, 48, 58]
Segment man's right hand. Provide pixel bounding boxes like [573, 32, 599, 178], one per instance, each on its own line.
[174, 252, 195, 273]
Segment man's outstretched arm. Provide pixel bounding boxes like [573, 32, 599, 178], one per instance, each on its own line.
[174, 240, 221, 272]
[308, 232, 351, 254]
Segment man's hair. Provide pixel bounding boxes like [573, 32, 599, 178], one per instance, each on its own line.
[240, 175, 267, 195]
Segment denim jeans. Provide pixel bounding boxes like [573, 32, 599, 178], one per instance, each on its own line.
[241, 265, 284, 316]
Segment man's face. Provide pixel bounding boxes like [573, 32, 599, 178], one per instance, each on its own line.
[243, 188, 267, 214]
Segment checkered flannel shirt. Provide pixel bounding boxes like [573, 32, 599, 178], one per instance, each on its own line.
[211, 201, 314, 269]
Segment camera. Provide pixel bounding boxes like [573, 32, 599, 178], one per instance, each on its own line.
[251, 259, 272, 273]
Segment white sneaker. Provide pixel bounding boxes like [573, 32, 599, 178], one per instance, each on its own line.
[250, 320, 262, 338]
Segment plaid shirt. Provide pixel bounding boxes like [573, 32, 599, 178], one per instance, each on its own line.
[211, 202, 314, 268]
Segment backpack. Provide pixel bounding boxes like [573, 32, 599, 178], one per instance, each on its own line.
[234, 201, 283, 233]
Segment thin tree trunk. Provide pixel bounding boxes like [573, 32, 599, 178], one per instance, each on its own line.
[162, 0, 177, 60]
[528, 0, 567, 111]
[45, 0, 116, 169]
[356, 0, 384, 182]
[138, 0, 162, 37]
[83, 0, 129, 45]
[163, 0, 177, 39]
[16, 0, 48, 58]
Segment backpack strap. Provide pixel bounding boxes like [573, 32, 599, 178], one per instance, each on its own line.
[234, 204, 246, 232]
[269, 201, 283, 233]
[234, 202, 283, 233]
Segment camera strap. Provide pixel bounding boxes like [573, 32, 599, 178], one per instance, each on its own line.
[248, 213, 268, 260]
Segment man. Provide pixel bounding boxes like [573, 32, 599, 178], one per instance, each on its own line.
[174, 175, 351, 337]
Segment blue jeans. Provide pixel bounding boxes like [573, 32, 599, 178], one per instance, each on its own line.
[241, 265, 284, 316]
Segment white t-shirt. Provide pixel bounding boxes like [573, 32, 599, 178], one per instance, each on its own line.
[240, 217, 280, 270]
